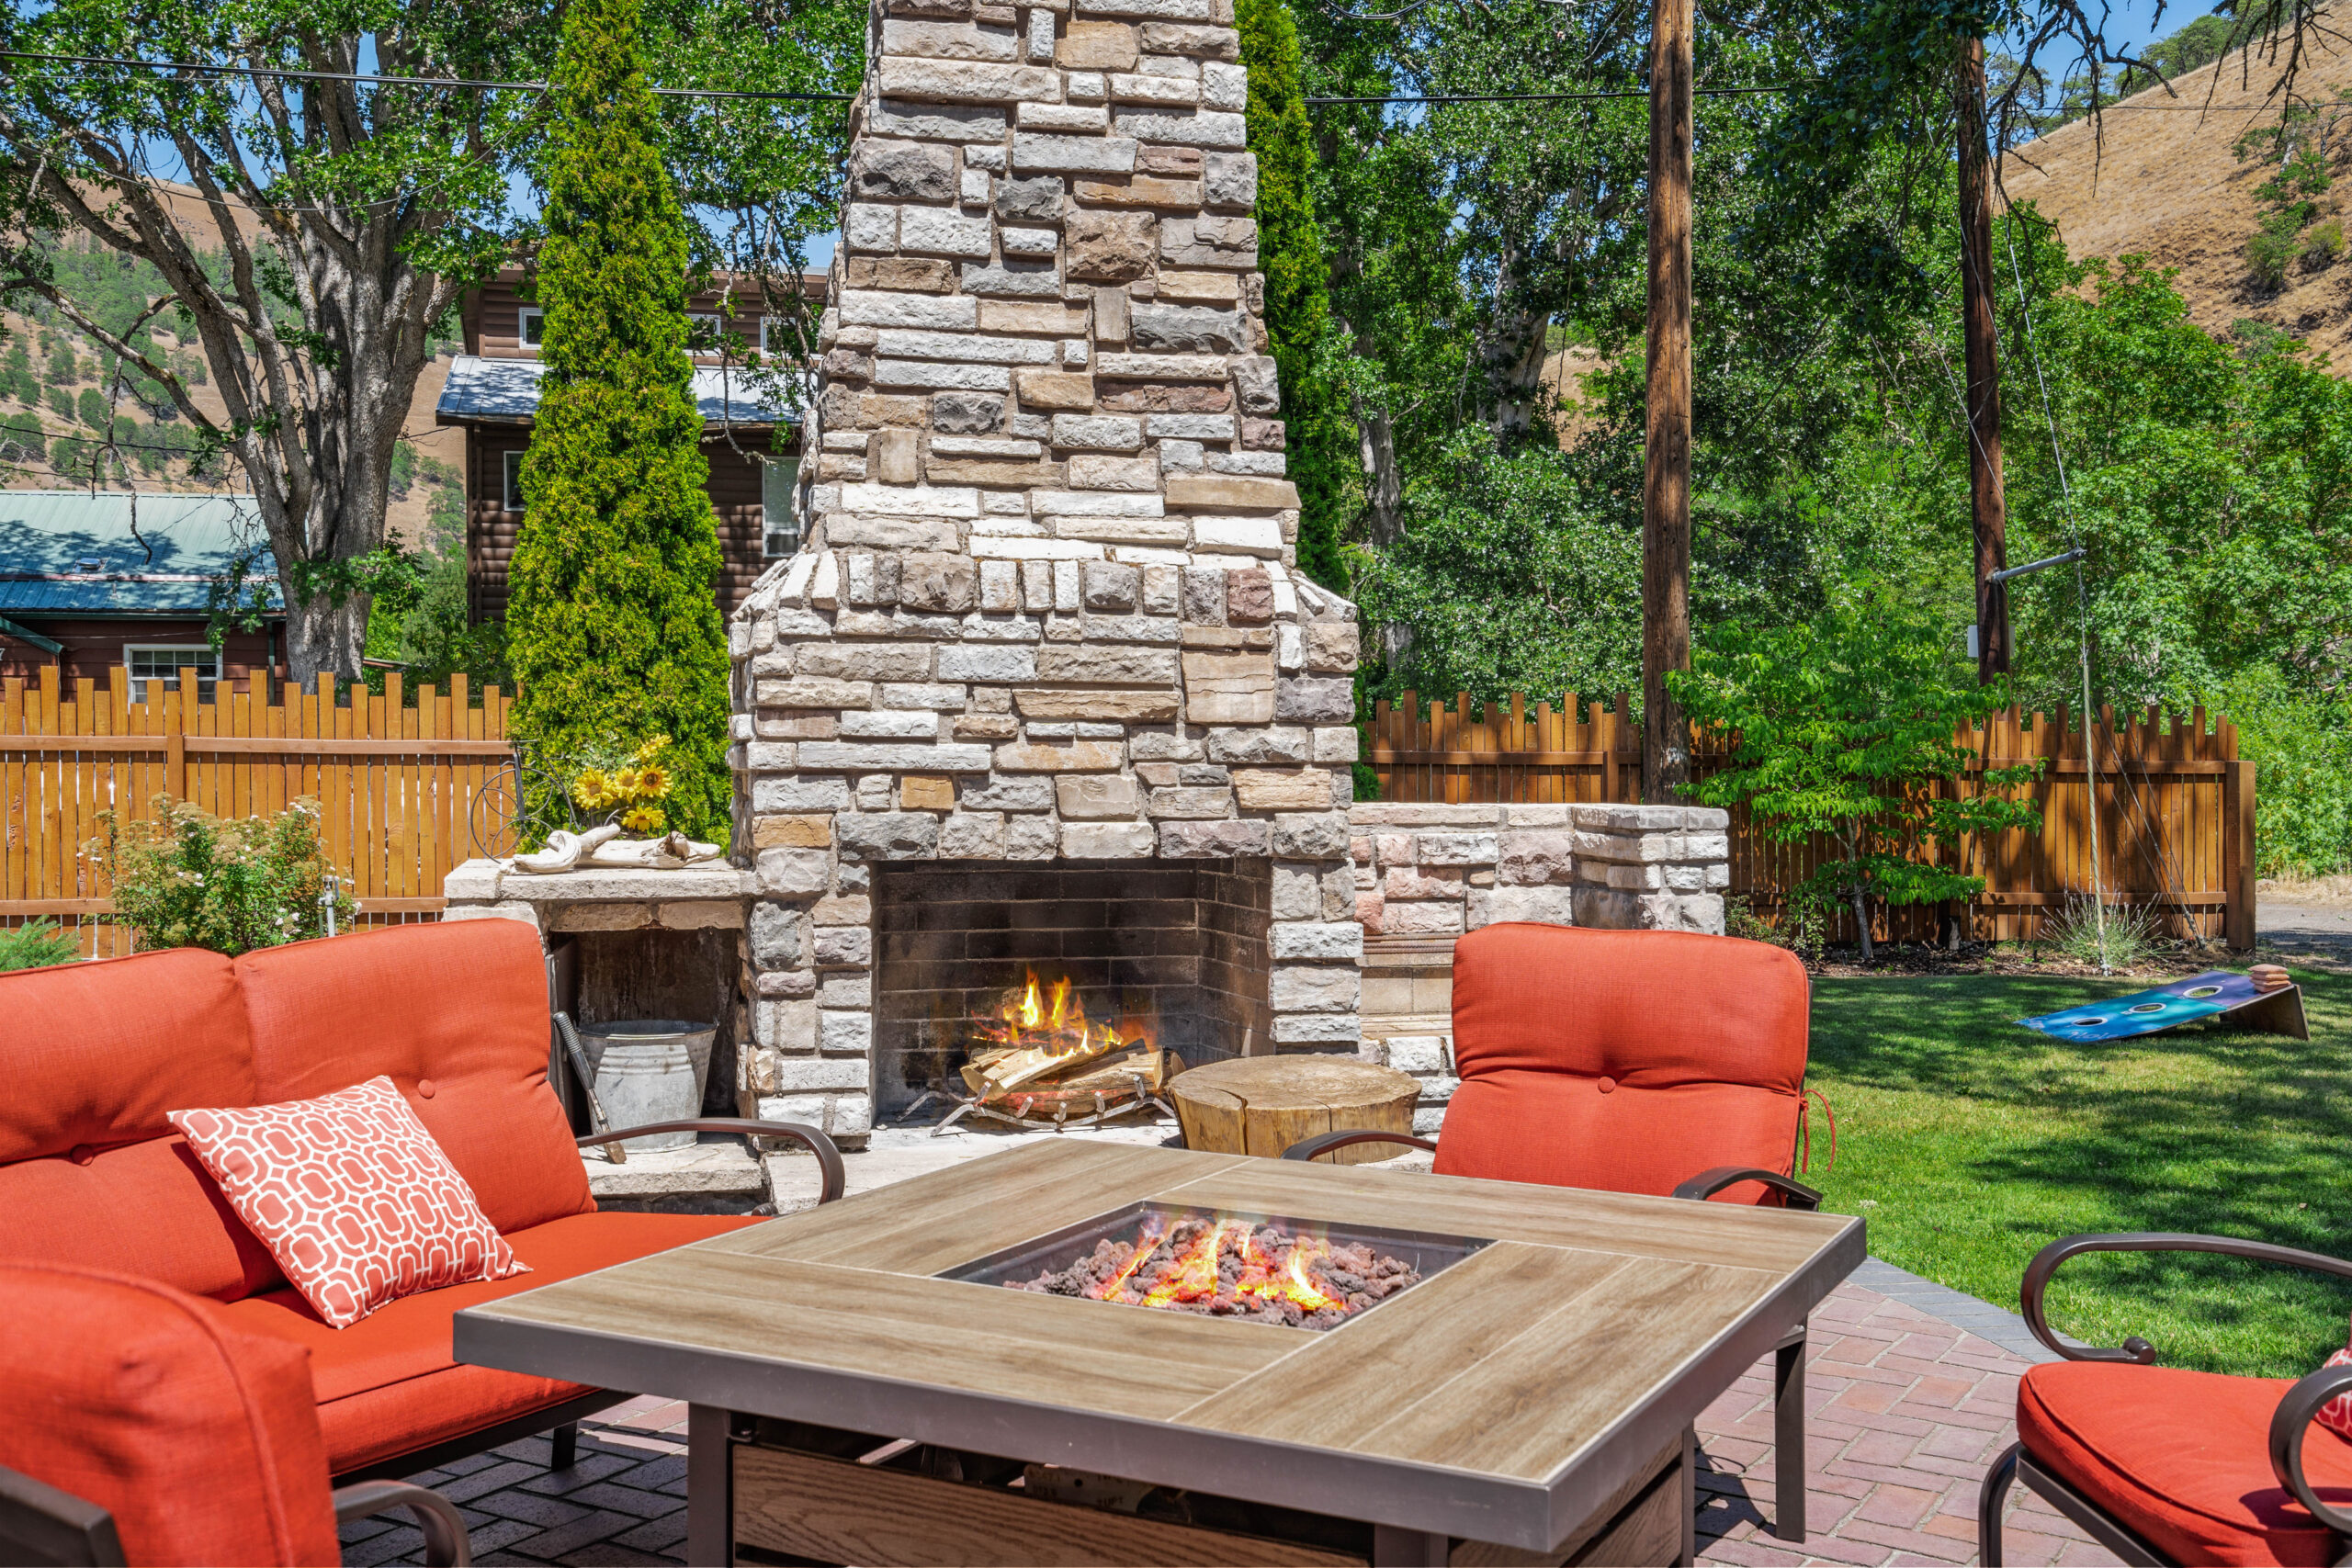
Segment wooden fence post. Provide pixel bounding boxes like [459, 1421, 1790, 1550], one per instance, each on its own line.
[2223, 759, 2256, 951]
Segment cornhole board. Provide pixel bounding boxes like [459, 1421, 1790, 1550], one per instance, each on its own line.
[2018, 970, 2308, 1043]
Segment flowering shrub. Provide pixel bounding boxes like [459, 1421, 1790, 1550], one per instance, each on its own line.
[87, 796, 356, 955]
[564, 735, 678, 836]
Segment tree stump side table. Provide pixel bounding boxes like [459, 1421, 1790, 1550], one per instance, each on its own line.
[1170, 1056, 1421, 1163]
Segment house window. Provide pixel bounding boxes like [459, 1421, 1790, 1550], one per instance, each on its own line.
[758, 318, 790, 357]
[126, 645, 220, 705]
[763, 457, 801, 557]
[517, 307, 545, 352]
[503, 449, 526, 512]
[687, 311, 723, 354]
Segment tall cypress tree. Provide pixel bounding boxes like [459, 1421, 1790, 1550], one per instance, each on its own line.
[1237, 0, 1351, 594]
[507, 0, 732, 836]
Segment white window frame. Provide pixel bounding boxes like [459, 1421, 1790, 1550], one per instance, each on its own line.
[503, 448, 527, 513]
[516, 306, 545, 353]
[758, 317, 788, 357]
[762, 457, 802, 558]
[125, 643, 220, 705]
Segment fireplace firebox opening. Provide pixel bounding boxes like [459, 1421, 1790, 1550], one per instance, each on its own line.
[873, 860, 1273, 1124]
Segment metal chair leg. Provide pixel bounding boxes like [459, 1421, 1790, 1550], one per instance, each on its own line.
[1772, 1325, 1806, 1541]
[1979, 1440, 2022, 1567]
[549, 1423, 578, 1472]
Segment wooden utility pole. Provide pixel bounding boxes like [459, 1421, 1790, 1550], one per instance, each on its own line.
[1642, 0, 1693, 803]
[1958, 36, 2010, 683]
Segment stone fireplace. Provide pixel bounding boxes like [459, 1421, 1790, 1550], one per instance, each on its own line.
[723, 0, 1361, 1145]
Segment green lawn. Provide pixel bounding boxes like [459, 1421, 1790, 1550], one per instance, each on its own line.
[1804, 964, 2352, 1377]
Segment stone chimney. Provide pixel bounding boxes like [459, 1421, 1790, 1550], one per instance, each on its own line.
[724, 0, 1363, 1144]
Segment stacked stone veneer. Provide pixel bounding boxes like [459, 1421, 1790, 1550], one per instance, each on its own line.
[1351, 804, 1733, 941]
[723, 0, 1363, 1146]
[1348, 804, 1733, 1135]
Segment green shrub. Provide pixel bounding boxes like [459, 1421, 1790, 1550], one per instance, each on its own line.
[2219, 665, 2352, 877]
[504, 0, 731, 838]
[2248, 216, 2300, 288]
[0, 919, 79, 970]
[87, 796, 355, 955]
[2303, 218, 2345, 266]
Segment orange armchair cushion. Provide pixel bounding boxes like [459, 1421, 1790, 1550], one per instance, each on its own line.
[1435, 924, 1809, 1198]
[0, 1262, 342, 1567]
[2018, 1359, 2352, 1566]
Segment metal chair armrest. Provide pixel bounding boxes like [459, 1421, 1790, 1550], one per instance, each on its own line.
[2022, 1233, 2352, 1364]
[333, 1480, 472, 1566]
[579, 1119, 845, 1204]
[2269, 1359, 2352, 1538]
[1280, 1129, 1438, 1162]
[1672, 1166, 1823, 1209]
[0, 1463, 124, 1566]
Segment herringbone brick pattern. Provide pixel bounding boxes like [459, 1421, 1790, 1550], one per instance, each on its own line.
[1696, 1281, 2116, 1566]
[345, 1280, 2118, 1566]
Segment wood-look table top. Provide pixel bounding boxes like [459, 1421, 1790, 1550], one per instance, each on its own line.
[455, 1140, 1864, 1551]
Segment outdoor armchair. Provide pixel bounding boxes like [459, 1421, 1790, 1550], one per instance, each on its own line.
[0, 1262, 470, 1566]
[1282, 921, 1822, 1541]
[1980, 1232, 2352, 1567]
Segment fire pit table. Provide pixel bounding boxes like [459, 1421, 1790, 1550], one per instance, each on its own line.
[456, 1140, 1861, 1566]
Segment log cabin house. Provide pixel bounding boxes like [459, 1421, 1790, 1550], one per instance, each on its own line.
[0, 491, 281, 694]
[436, 271, 814, 624]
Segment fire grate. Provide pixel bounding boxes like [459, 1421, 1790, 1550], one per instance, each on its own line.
[940, 1201, 1493, 1331]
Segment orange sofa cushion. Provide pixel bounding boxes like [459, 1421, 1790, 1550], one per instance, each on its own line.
[1436, 923, 1809, 1199]
[0, 949, 284, 1299]
[237, 921, 594, 1236]
[2019, 1359, 2352, 1566]
[213, 1211, 761, 1475]
[0, 1262, 342, 1567]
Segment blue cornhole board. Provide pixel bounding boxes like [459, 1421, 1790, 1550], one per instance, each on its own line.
[2018, 970, 2308, 1043]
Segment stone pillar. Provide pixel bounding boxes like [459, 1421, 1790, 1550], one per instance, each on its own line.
[1566, 804, 1730, 934]
[726, 0, 1364, 1142]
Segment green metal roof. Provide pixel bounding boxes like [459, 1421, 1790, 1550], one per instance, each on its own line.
[0, 491, 277, 617]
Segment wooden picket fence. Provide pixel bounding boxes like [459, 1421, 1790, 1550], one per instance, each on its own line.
[2, 665, 514, 958]
[1367, 691, 2257, 948]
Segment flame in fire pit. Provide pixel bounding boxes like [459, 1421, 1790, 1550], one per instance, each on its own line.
[1023, 1215, 1418, 1327]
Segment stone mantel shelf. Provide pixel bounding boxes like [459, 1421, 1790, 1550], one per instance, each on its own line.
[443, 858, 755, 907]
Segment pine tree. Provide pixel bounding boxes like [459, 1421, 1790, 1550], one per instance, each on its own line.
[506, 0, 732, 837]
[1237, 0, 1351, 594]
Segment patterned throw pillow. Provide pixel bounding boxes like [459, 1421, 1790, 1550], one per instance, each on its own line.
[169, 1077, 526, 1328]
[2321, 1348, 2352, 1443]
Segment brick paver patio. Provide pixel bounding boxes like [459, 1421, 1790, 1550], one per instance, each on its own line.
[343, 1258, 2114, 1567]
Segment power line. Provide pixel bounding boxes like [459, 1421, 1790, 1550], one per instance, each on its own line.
[1306, 83, 1796, 103]
[0, 50, 856, 103]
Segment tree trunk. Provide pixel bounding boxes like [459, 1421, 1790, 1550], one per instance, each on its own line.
[1958, 36, 2010, 684]
[1642, 0, 1694, 805]
[1851, 885, 1874, 965]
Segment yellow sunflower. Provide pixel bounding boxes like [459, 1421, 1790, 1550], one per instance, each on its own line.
[571, 768, 610, 808]
[636, 764, 672, 796]
[619, 805, 667, 835]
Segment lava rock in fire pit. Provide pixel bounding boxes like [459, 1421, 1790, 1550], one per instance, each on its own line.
[1012, 1217, 1419, 1329]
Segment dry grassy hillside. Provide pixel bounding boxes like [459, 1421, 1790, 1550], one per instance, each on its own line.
[2005, 25, 2352, 362]
[4, 179, 463, 541]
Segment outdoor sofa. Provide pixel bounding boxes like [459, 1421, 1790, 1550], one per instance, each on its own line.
[0, 919, 842, 1495]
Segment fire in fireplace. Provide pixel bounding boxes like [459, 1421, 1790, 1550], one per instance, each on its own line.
[957, 968, 1170, 1113]
[943, 1202, 1491, 1331]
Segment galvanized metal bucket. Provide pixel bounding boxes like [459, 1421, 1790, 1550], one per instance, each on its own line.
[576, 1020, 716, 1152]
